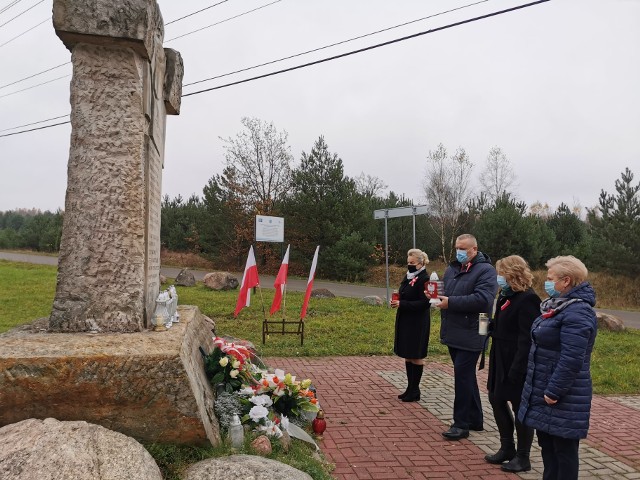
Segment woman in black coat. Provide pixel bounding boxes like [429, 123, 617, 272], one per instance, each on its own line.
[485, 255, 541, 472]
[391, 248, 430, 402]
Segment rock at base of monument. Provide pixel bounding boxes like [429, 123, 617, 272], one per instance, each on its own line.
[176, 268, 196, 286]
[184, 454, 313, 480]
[596, 312, 625, 332]
[0, 306, 220, 447]
[362, 295, 383, 306]
[0, 418, 162, 480]
[311, 288, 335, 298]
[203, 272, 239, 291]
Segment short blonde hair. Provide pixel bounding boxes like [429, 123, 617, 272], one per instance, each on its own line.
[407, 248, 429, 266]
[545, 255, 588, 287]
[496, 255, 533, 292]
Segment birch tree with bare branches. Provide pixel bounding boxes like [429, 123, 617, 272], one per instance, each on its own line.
[479, 146, 516, 202]
[423, 143, 474, 262]
[221, 117, 293, 214]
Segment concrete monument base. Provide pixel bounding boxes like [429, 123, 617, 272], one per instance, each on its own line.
[0, 306, 220, 447]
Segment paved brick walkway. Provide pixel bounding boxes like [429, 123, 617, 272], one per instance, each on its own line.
[267, 356, 640, 480]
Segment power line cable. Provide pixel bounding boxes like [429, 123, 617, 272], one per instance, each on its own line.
[0, 16, 46, 48]
[0, 0, 23, 15]
[0, 0, 245, 87]
[165, 0, 230, 26]
[0, 1, 549, 138]
[0, 113, 68, 133]
[184, 0, 490, 88]
[0, 120, 69, 137]
[0, 74, 70, 99]
[0, 61, 69, 90]
[183, 0, 550, 98]
[165, 0, 281, 43]
[0, 0, 43, 29]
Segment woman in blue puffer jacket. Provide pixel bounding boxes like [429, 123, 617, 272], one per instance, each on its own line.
[518, 255, 598, 480]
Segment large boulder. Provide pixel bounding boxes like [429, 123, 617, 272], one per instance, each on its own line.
[596, 312, 625, 332]
[311, 288, 335, 298]
[0, 418, 162, 480]
[203, 272, 239, 291]
[175, 268, 196, 286]
[184, 454, 312, 480]
[362, 295, 383, 306]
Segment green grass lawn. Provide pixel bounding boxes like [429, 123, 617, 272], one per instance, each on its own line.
[3, 259, 639, 396]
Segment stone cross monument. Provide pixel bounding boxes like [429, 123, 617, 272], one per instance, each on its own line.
[49, 0, 183, 333]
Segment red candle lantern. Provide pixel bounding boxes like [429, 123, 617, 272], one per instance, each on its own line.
[312, 409, 327, 439]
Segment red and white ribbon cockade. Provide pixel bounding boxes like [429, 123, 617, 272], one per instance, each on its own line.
[213, 336, 251, 363]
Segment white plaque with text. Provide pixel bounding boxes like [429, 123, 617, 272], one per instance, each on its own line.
[255, 215, 284, 242]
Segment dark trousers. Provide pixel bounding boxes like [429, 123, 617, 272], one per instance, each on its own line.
[489, 391, 534, 455]
[537, 430, 580, 480]
[448, 346, 483, 430]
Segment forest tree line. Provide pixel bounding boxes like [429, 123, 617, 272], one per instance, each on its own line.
[1, 117, 638, 279]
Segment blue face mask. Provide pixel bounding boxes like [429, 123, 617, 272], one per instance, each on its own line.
[544, 280, 560, 298]
[456, 249, 468, 264]
[497, 275, 509, 291]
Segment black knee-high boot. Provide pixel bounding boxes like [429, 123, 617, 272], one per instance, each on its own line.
[402, 364, 422, 402]
[485, 396, 516, 463]
[502, 418, 533, 472]
[398, 362, 413, 399]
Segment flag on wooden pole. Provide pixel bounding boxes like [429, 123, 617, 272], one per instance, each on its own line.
[234, 246, 260, 317]
[270, 244, 290, 315]
[300, 246, 320, 319]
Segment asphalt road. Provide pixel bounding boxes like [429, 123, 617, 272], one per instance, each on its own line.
[2, 251, 639, 329]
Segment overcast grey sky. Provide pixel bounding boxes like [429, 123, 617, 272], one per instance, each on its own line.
[1, 0, 638, 214]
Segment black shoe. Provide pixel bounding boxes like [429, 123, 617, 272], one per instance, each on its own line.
[469, 424, 484, 431]
[401, 391, 420, 402]
[397, 390, 409, 399]
[501, 455, 531, 472]
[485, 447, 516, 464]
[442, 426, 469, 440]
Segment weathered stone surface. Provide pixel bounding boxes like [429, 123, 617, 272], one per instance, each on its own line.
[311, 288, 335, 298]
[362, 295, 383, 306]
[184, 455, 313, 480]
[50, 0, 183, 333]
[596, 312, 625, 332]
[164, 48, 183, 114]
[0, 418, 162, 480]
[203, 272, 239, 291]
[49, 43, 149, 333]
[53, 0, 164, 59]
[0, 306, 220, 447]
[176, 268, 197, 287]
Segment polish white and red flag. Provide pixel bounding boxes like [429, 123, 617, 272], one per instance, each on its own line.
[270, 244, 290, 315]
[300, 246, 320, 319]
[233, 246, 260, 317]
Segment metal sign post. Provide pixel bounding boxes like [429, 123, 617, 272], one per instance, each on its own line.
[373, 205, 428, 305]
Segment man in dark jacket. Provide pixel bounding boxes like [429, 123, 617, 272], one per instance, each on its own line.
[437, 234, 498, 440]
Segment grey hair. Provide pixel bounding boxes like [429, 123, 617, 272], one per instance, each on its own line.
[456, 234, 477, 247]
[407, 248, 429, 265]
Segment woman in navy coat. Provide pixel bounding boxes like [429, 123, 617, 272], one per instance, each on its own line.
[485, 255, 540, 472]
[391, 248, 431, 402]
[518, 256, 598, 480]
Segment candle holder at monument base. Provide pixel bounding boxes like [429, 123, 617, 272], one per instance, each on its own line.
[312, 409, 327, 440]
